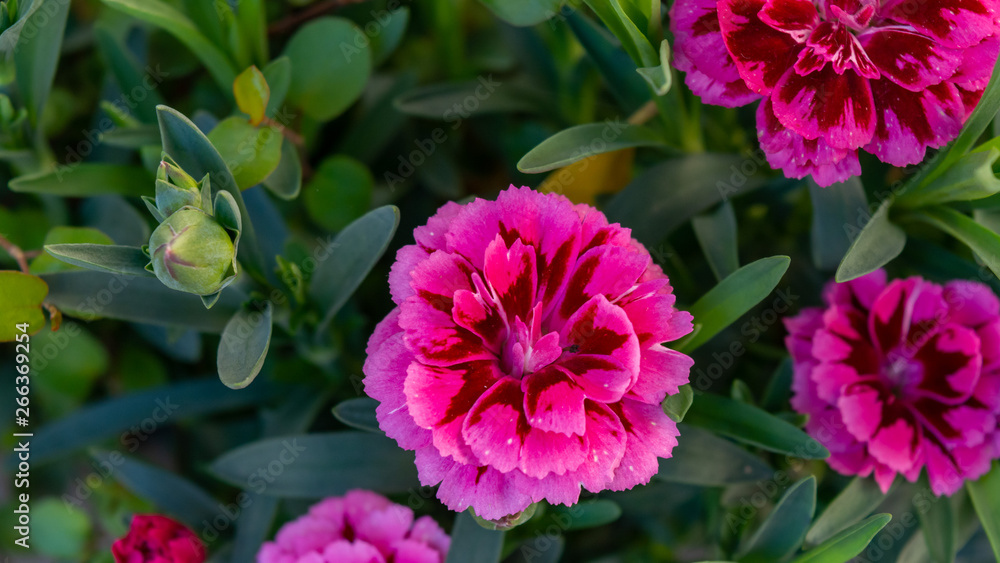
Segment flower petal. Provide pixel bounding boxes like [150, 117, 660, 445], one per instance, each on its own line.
[522, 365, 587, 436]
[626, 345, 693, 403]
[561, 295, 641, 378]
[759, 0, 821, 42]
[670, 0, 762, 106]
[882, 0, 999, 49]
[718, 0, 802, 94]
[861, 28, 963, 91]
[484, 235, 537, 324]
[606, 399, 680, 490]
[771, 65, 876, 150]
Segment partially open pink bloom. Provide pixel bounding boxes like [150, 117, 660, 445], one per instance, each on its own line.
[363, 186, 693, 521]
[670, 0, 1000, 186]
[256, 490, 450, 563]
[112, 514, 205, 563]
[786, 270, 1000, 495]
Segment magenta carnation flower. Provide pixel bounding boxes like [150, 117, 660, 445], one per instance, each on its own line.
[785, 270, 1000, 495]
[112, 514, 205, 563]
[363, 186, 694, 521]
[256, 490, 450, 563]
[670, 0, 1000, 186]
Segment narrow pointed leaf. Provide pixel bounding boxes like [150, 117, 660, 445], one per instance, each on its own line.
[914, 206, 1000, 281]
[790, 514, 892, 563]
[94, 450, 219, 529]
[967, 462, 1000, 561]
[518, 122, 664, 173]
[44, 244, 153, 277]
[806, 477, 887, 545]
[692, 200, 739, 281]
[684, 393, 829, 458]
[674, 256, 790, 352]
[810, 177, 868, 271]
[836, 199, 906, 282]
[209, 432, 419, 497]
[918, 484, 955, 563]
[311, 206, 400, 332]
[100, 0, 237, 92]
[738, 477, 817, 563]
[10, 164, 153, 197]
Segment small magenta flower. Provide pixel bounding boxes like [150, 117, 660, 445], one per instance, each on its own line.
[112, 514, 205, 563]
[256, 490, 451, 563]
[670, 0, 1000, 186]
[363, 186, 693, 522]
[785, 270, 1000, 495]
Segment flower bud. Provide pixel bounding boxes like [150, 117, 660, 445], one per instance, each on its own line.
[153, 158, 204, 218]
[148, 208, 236, 296]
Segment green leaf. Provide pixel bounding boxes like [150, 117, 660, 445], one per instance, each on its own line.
[303, 155, 373, 231]
[207, 116, 283, 190]
[262, 137, 302, 200]
[331, 397, 380, 433]
[604, 153, 766, 246]
[967, 462, 1000, 561]
[663, 383, 694, 422]
[217, 302, 272, 389]
[233, 65, 269, 126]
[636, 40, 673, 96]
[157, 105, 266, 280]
[584, 0, 657, 67]
[209, 432, 420, 497]
[790, 514, 892, 563]
[262, 56, 292, 118]
[94, 27, 165, 123]
[547, 500, 622, 531]
[674, 256, 790, 352]
[901, 149, 1000, 208]
[806, 477, 887, 546]
[655, 424, 774, 486]
[311, 206, 400, 333]
[9, 164, 153, 197]
[40, 271, 243, 332]
[835, 198, 906, 282]
[566, 11, 650, 113]
[446, 511, 505, 563]
[0, 271, 47, 340]
[478, 0, 562, 26]
[44, 244, 153, 277]
[13, 0, 70, 127]
[685, 393, 829, 458]
[29, 227, 114, 275]
[810, 177, 868, 271]
[236, 0, 268, 66]
[395, 79, 542, 120]
[101, 0, 237, 93]
[95, 449, 220, 530]
[7, 378, 282, 468]
[283, 17, 372, 121]
[918, 481, 955, 563]
[913, 206, 1000, 281]
[518, 121, 664, 173]
[692, 200, 739, 282]
[738, 477, 817, 563]
[99, 126, 163, 149]
[31, 498, 90, 559]
[30, 322, 109, 415]
[370, 8, 410, 65]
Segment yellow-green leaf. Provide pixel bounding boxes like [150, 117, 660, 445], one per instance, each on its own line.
[233, 65, 270, 126]
[0, 271, 48, 340]
[207, 116, 283, 190]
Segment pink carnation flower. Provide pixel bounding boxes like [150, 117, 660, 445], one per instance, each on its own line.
[363, 186, 694, 521]
[785, 270, 1000, 495]
[256, 490, 450, 563]
[112, 514, 205, 563]
[670, 0, 1000, 186]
